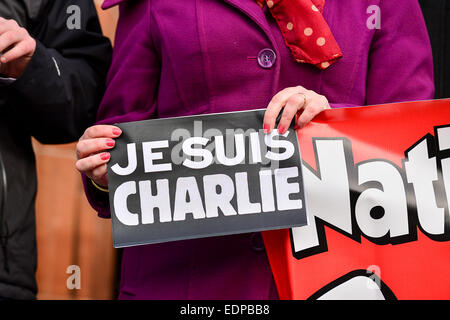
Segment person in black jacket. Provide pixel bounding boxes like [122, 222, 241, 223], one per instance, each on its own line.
[0, 0, 112, 299]
[419, 0, 450, 99]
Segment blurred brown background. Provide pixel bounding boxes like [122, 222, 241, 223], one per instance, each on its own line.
[33, 1, 119, 300]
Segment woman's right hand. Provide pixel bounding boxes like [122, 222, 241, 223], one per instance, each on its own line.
[75, 125, 122, 187]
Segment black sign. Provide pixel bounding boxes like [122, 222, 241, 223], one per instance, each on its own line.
[107, 109, 307, 248]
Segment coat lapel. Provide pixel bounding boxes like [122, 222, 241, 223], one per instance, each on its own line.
[221, 0, 275, 44]
[221, 0, 281, 95]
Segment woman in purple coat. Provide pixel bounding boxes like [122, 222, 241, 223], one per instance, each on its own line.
[75, 0, 434, 299]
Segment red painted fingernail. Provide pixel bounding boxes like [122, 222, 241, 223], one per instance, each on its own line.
[112, 128, 122, 136]
[278, 125, 285, 134]
[100, 153, 110, 161]
[106, 139, 115, 147]
[263, 124, 270, 134]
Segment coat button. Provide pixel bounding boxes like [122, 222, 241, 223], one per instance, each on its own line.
[257, 48, 277, 69]
[251, 232, 265, 252]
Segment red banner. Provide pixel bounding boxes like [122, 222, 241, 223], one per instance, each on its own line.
[263, 99, 450, 300]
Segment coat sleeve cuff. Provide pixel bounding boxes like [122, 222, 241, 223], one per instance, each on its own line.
[82, 174, 112, 219]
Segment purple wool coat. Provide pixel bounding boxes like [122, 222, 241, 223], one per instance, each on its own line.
[84, 0, 434, 299]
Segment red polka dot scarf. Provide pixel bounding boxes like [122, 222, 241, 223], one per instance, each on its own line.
[256, 0, 343, 70]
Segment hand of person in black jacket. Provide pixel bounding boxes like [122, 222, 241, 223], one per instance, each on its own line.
[0, 17, 35, 78]
[1, 0, 113, 144]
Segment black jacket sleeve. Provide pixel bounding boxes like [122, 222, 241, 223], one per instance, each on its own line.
[419, 0, 450, 99]
[7, 0, 112, 144]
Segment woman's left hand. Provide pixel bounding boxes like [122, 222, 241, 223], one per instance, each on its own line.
[263, 86, 331, 134]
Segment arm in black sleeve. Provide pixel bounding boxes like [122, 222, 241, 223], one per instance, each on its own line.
[8, 0, 112, 144]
